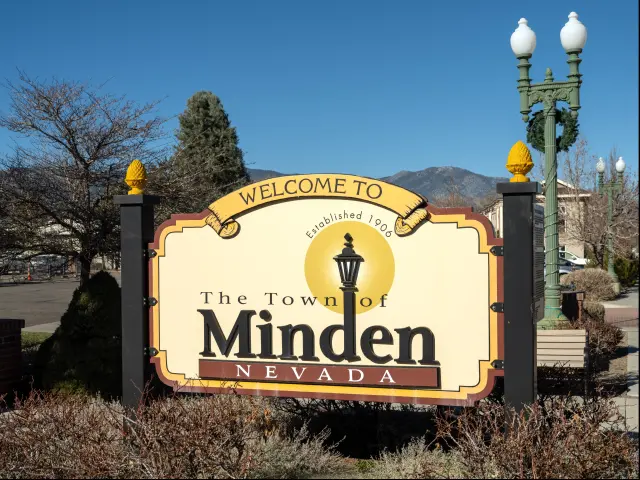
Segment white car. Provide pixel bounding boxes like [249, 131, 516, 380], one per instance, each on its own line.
[559, 249, 587, 266]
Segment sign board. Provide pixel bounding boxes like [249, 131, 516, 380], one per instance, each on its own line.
[533, 203, 545, 322]
[148, 174, 503, 405]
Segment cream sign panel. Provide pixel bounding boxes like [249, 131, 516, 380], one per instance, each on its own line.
[149, 174, 504, 405]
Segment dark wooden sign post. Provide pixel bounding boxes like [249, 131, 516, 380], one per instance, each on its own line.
[497, 181, 542, 413]
[114, 160, 159, 411]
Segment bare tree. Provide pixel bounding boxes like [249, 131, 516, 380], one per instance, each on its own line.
[0, 72, 166, 284]
[560, 138, 639, 266]
[474, 190, 501, 213]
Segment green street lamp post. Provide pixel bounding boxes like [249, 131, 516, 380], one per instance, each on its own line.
[510, 12, 588, 328]
[597, 156, 626, 295]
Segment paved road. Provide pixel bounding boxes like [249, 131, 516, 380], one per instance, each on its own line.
[0, 272, 121, 329]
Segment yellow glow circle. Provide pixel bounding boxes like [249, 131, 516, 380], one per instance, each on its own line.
[304, 221, 395, 314]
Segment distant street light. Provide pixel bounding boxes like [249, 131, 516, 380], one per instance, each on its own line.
[597, 156, 626, 294]
[510, 12, 587, 328]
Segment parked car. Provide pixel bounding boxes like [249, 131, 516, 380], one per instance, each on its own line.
[559, 257, 583, 271]
[559, 249, 587, 266]
[544, 257, 583, 278]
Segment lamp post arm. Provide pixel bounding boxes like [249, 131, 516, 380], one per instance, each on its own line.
[566, 49, 583, 116]
[527, 82, 576, 110]
[521, 62, 582, 115]
[597, 172, 605, 195]
[517, 55, 533, 122]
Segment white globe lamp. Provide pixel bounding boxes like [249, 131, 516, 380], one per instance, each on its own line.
[511, 18, 537, 57]
[560, 12, 587, 52]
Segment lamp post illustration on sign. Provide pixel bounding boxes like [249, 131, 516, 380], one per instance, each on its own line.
[334, 233, 363, 364]
[138, 173, 502, 406]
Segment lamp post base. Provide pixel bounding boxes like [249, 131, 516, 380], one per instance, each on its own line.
[538, 306, 569, 330]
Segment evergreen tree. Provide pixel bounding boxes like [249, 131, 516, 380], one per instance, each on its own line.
[161, 91, 249, 215]
[35, 271, 122, 398]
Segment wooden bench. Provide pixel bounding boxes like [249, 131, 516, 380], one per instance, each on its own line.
[537, 329, 589, 396]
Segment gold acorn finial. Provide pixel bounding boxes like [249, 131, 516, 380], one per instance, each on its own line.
[506, 141, 534, 183]
[125, 159, 147, 195]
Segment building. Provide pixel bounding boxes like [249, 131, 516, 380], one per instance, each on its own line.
[481, 179, 591, 258]
[1, 221, 119, 276]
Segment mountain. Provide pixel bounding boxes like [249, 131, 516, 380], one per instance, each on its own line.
[247, 167, 508, 202]
[245, 168, 287, 182]
[381, 167, 509, 200]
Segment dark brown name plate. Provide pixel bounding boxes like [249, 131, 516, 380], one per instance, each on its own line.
[199, 360, 440, 389]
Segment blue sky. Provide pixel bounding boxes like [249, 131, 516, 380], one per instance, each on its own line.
[0, 0, 637, 179]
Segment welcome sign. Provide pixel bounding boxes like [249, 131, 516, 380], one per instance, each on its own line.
[149, 174, 504, 405]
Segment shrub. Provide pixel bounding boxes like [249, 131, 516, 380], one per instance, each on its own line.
[34, 271, 122, 399]
[583, 319, 624, 359]
[130, 393, 344, 479]
[0, 392, 133, 479]
[583, 300, 606, 322]
[21, 332, 52, 377]
[374, 397, 638, 479]
[0, 390, 347, 479]
[615, 256, 639, 289]
[561, 269, 617, 301]
[559, 317, 623, 362]
[272, 398, 437, 458]
[376, 438, 465, 479]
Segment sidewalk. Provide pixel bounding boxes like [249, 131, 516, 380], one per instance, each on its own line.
[22, 322, 59, 334]
[613, 395, 638, 434]
[602, 285, 638, 328]
[624, 327, 639, 398]
[601, 285, 638, 433]
[612, 326, 639, 434]
[601, 284, 638, 398]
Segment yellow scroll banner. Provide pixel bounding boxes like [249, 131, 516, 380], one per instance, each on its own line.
[204, 174, 429, 238]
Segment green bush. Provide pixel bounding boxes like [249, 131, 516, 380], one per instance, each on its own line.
[35, 271, 122, 399]
[614, 256, 639, 288]
[561, 268, 616, 301]
[582, 300, 605, 322]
